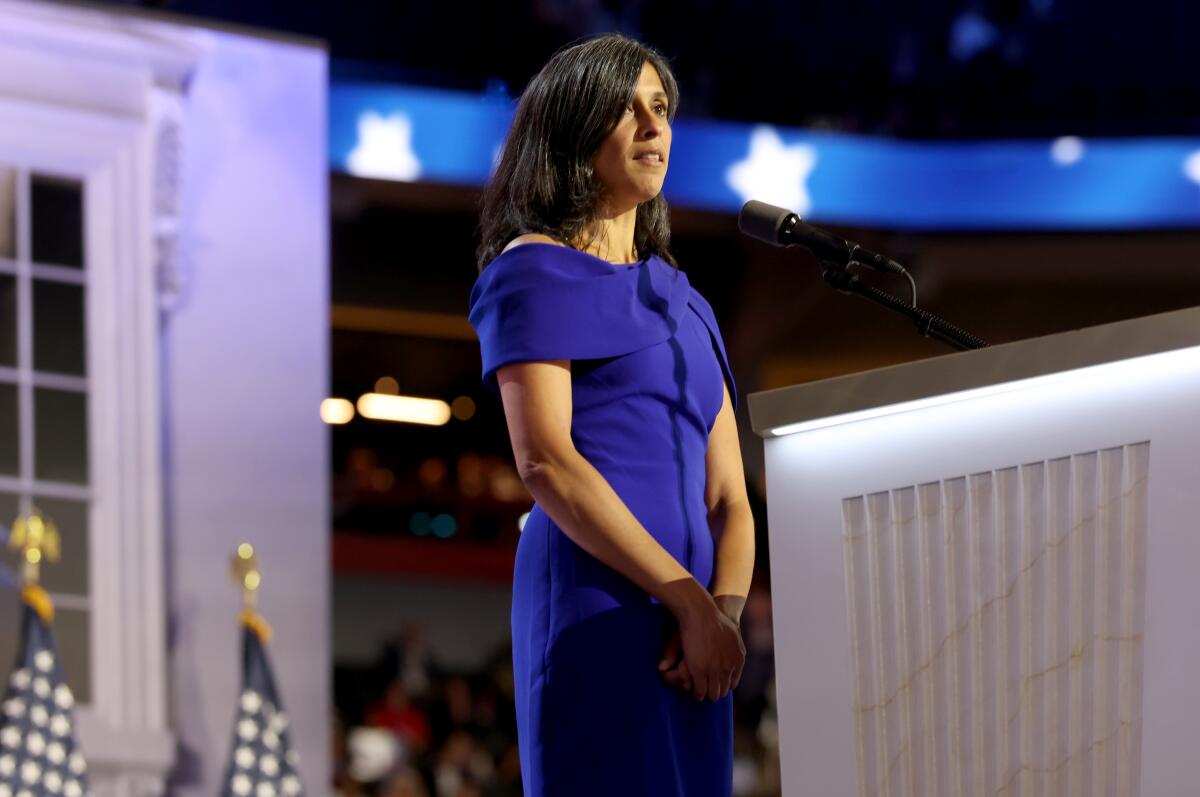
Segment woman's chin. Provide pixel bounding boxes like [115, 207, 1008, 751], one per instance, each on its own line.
[633, 183, 665, 204]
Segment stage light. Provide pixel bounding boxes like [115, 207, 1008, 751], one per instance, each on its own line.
[370, 468, 394, 491]
[410, 512, 431, 536]
[450, 395, 476, 420]
[320, 398, 355, 425]
[431, 514, 455, 538]
[374, 376, 399, 394]
[357, 393, 451, 426]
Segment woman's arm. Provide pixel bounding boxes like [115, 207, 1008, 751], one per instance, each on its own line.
[496, 359, 713, 620]
[703, 383, 756, 624]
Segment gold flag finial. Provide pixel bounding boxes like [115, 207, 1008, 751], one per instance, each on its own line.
[8, 507, 61, 589]
[231, 542, 261, 610]
[231, 542, 271, 642]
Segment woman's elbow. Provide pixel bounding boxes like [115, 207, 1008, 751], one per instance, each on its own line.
[514, 446, 575, 492]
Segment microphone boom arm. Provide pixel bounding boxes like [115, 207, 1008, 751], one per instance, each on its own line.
[821, 263, 988, 351]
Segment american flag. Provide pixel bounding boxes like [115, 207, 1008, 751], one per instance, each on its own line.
[0, 592, 90, 797]
[220, 621, 304, 797]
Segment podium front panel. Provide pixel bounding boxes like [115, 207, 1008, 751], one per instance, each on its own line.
[762, 345, 1200, 797]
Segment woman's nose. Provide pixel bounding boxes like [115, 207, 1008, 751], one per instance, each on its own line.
[640, 118, 662, 139]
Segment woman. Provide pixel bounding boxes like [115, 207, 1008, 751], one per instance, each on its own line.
[468, 33, 755, 796]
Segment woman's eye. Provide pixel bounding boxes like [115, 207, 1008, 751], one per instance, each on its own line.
[655, 104, 668, 116]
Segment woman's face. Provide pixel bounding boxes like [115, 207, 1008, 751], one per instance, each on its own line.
[592, 61, 672, 212]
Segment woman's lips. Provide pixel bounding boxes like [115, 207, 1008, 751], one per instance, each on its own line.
[633, 152, 664, 166]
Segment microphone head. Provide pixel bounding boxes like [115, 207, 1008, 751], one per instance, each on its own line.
[737, 200, 796, 247]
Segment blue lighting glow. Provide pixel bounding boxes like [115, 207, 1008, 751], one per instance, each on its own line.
[431, 513, 456, 538]
[331, 81, 1200, 231]
[409, 511, 431, 536]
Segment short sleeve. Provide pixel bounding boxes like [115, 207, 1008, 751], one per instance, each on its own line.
[467, 244, 691, 397]
[686, 287, 739, 413]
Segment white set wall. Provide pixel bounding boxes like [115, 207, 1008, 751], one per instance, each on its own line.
[162, 24, 329, 797]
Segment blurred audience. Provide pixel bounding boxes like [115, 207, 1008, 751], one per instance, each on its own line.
[334, 592, 781, 795]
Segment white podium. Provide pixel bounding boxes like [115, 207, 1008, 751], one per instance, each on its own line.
[747, 306, 1200, 797]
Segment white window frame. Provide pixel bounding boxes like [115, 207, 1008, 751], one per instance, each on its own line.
[0, 2, 201, 787]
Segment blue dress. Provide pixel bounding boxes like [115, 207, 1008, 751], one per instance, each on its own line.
[468, 243, 739, 796]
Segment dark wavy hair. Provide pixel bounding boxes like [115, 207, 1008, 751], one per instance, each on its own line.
[475, 33, 680, 272]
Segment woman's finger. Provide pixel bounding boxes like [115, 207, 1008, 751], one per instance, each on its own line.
[658, 632, 681, 672]
[677, 658, 693, 693]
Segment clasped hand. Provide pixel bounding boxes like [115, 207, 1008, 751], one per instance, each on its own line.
[657, 594, 745, 701]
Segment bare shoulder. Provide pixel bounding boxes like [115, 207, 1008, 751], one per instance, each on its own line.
[501, 233, 567, 254]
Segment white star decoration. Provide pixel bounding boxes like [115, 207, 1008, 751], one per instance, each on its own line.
[346, 111, 422, 182]
[1184, 150, 1200, 186]
[726, 125, 818, 216]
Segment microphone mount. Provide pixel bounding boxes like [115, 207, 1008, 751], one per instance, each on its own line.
[819, 260, 988, 351]
[738, 199, 988, 351]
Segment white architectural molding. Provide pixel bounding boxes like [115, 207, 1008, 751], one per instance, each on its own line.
[0, 2, 205, 793]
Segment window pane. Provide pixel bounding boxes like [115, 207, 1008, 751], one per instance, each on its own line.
[31, 175, 84, 269]
[34, 387, 88, 484]
[0, 274, 14, 366]
[53, 606, 91, 704]
[0, 166, 14, 260]
[0, 492, 17, 581]
[0, 587, 17, 674]
[0, 382, 16, 476]
[31, 497, 88, 596]
[33, 280, 85, 376]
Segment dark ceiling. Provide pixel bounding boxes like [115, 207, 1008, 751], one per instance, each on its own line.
[106, 0, 1200, 138]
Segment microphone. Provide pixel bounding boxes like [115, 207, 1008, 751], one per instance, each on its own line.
[738, 200, 907, 276]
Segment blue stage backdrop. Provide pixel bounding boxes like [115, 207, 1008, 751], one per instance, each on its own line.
[331, 82, 1200, 232]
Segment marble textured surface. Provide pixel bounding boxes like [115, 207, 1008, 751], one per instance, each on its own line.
[841, 444, 1148, 797]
